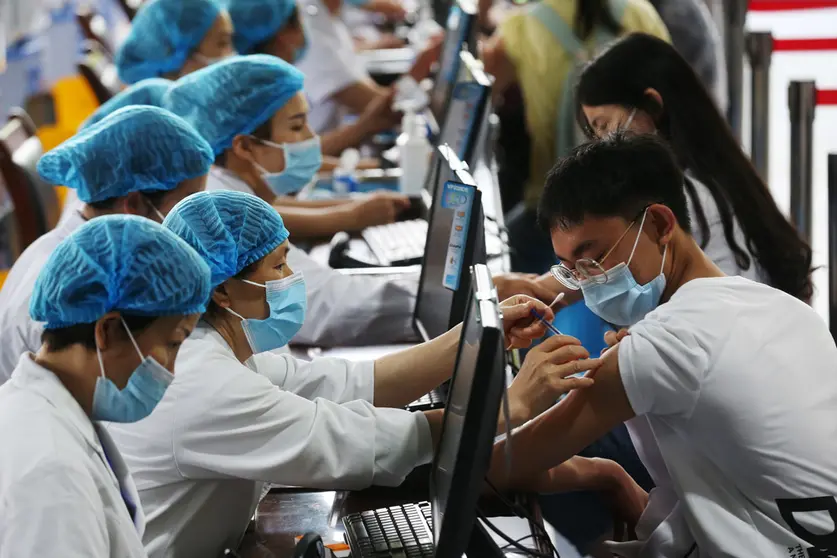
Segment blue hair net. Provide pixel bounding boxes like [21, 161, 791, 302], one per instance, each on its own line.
[116, 0, 222, 84]
[38, 106, 214, 203]
[81, 78, 171, 130]
[163, 54, 304, 155]
[163, 190, 290, 287]
[225, 0, 296, 54]
[30, 215, 212, 328]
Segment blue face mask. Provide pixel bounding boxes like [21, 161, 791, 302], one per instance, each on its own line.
[254, 136, 323, 196]
[294, 33, 309, 63]
[227, 272, 307, 353]
[92, 317, 174, 423]
[580, 210, 667, 327]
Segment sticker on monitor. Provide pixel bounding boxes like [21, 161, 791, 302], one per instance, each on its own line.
[441, 181, 475, 291]
[442, 82, 483, 159]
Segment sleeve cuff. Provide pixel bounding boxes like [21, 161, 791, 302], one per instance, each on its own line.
[357, 360, 376, 403]
[413, 411, 434, 465]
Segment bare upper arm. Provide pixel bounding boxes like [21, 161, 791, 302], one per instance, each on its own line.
[489, 344, 636, 488]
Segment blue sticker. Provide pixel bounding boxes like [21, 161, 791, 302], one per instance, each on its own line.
[441, 181, 476, 291]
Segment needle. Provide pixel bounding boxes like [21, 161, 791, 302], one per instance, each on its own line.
[530, 308, 563, 337]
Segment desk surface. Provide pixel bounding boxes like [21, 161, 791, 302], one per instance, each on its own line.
[239, 475, 553, 557]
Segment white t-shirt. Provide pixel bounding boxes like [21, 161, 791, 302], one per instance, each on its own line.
[615, 276, 837, 557]
[685, 173, 766, 284]
[295, 0, 369, 133]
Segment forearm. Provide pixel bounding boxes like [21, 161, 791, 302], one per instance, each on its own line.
[272, 204, 353, 238]
[276, 195, 350, 209]
[527, 456, 623, 493]
[320, 121, 371, 156]
[374, 324, 462, 407]
[488, 372, 632, 489]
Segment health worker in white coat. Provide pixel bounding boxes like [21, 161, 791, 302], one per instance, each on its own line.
[162, 54, 560, 346]
[116, 0, 235, 85]
[0, 215, 212, 557]
[107, 189, 598, 558]
[0, 105, 215, 383]
[58, 78, 175, 225]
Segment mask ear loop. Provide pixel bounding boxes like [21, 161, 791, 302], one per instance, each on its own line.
[120, 316, 145, 362]
[659, 244, 668, 275]
[626, 208, 650, 266]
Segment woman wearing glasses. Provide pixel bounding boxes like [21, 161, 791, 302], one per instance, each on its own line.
[574, 33, 812, 303]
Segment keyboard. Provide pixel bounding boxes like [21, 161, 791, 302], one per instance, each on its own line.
[362, 219, 428, 267]
[343, 502, 434, 558]
[405, 387, 446, 412]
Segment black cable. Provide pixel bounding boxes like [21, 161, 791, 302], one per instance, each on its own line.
[477, 508, 557, 558]
[485, 478, 560, 556]
[500, 534, 537, 550]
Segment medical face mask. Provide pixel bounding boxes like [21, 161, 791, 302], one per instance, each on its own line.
[294, 33, 310, 63]
[226, 272, 307, 354]
[580, 210, 667, 327]
[92, 317, 174, 423]
[253, 136, 323, 196]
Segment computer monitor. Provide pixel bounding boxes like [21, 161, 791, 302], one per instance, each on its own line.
[436, 51, 492, 166]
[429, 0, 477, 123]
[414, 146, 486, 341]
[429, 263, 505, 557]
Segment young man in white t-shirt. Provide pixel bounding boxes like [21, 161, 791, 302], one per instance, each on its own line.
[489, 133, 837, 557]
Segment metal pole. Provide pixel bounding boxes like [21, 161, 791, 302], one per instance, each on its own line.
[829, 154, 837, 341]
[723, 0, 747, 139]
[788, 81, 817, 244]
[746, 32, 773, 181]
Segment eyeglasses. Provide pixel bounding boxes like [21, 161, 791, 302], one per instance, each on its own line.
[550, 207, 649, 290]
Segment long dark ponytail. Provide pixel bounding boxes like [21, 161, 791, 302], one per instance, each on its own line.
[575, 33, 814, 302]
[575, 0, 622, 40]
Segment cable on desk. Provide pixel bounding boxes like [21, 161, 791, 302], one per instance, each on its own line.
[500, 534, 538, 550]
[485, 478, 561, 557]
[476, 508, 559, 558]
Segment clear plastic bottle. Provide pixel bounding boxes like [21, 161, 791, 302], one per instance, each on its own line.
[397, 110, 431, 195]
[333, 148, 360, 195]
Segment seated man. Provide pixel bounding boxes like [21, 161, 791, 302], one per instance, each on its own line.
[490, 134, 837, 556]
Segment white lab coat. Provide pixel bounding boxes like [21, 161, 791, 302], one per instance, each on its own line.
[107, 323, 433, 558]
[206, 167, 420, 346]
[0, 354, 146, 558]
[0, 210, 86, 383]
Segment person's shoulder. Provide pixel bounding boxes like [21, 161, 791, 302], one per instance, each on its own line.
[647, 276, 801, 328]
[0, 393, 89, 478]
[621, 0, 671, 42]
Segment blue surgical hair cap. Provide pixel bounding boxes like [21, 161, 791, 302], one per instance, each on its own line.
[116, 0, 223, 84]
[162, 54, 304, 155]
[37, 106, 214, 203]
[81, 78, 171, 130]
[30, 215, 212, 329]
[225, 0, 297, 55]
[163, 190, 290, 287]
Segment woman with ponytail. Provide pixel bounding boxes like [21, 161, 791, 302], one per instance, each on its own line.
[576, 32, 813, 302]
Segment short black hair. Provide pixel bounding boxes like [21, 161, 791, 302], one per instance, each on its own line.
[41, 314, 159, 352]
[204, 259, 260, 318]
[87, 188, 171, 211]
[214, 117, 273, 167]
[537, 133, 691, 234]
